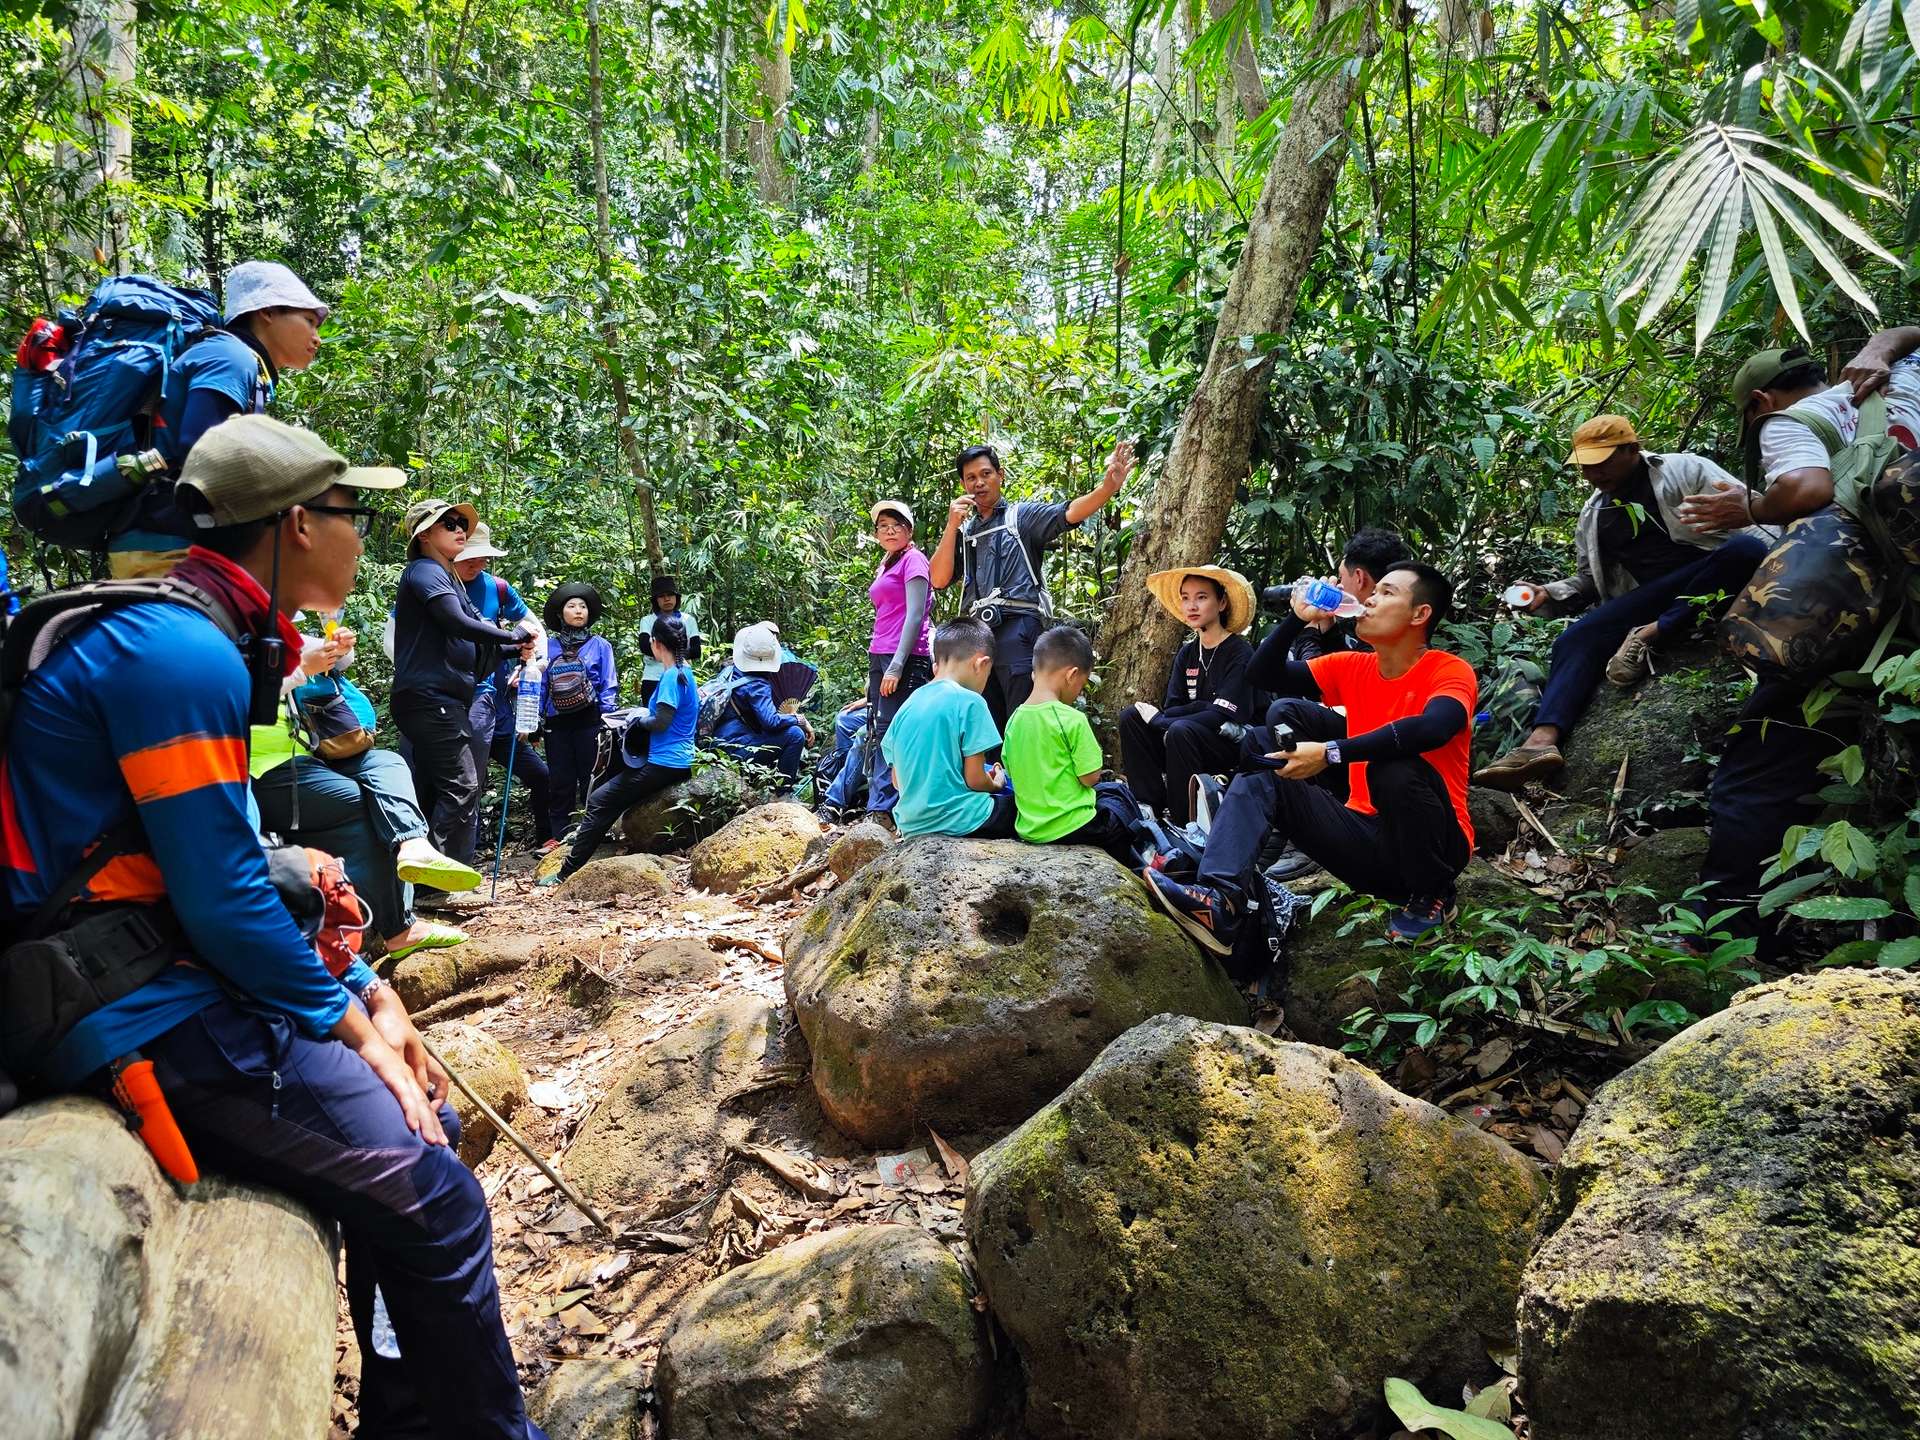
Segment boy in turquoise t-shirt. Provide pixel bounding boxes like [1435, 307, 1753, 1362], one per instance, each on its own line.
[1002, 625, 1153, 865]
[881, 618, 1017, 838]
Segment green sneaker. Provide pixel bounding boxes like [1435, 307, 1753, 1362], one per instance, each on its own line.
[395, 845, 483, 893]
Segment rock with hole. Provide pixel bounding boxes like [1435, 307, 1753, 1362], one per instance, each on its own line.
[784, 836, 1246, 1145]
[966, 1014, 1544, 1440]
[655, 1224, 991, 1440]
[424, 1020, 528, 1168]
[1519, 968, 1920, 1440]
[557, 852, 674, 902]
[564, 996, 783, 1211]
[689, 802, 820, 893]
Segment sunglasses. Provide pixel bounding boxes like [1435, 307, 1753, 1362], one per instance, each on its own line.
[439, 514, 470, 533]
[306, 503, 374, 539]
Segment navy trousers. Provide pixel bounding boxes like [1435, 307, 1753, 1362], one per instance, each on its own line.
[716, 729, 806, 784]
[556, 760, 693, 881]
[1535, 535, 1768, 734]
[487, 729, 553, 845]
[545, 714, 602, 838]
[103, 1000, 544, 1440]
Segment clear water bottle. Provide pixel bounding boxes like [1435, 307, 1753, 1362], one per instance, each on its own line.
[370, 1285, 402, 1359]
[1299, 578, 1366, 618]
[515, 655, 544, 734]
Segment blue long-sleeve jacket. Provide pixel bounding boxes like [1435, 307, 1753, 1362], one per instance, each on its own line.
[711, 675, 806, 748]
[1, 594, 361, 1089]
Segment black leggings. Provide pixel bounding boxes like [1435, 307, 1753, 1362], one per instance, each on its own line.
[392, 693, 479, 860]
[556, 761, 693, 880]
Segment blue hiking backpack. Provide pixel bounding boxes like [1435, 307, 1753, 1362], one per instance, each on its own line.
[8, 275, 225, 549]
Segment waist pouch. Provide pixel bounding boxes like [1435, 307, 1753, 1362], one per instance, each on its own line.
[0, 903, 182, 1081]
[299, 680, 375, 761]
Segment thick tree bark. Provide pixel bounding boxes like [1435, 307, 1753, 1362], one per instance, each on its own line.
[585, 0, 666, 574]
[748, 34, 793, 206]
[54, 0, 136, 286]
[1098, 0, 1376, 708]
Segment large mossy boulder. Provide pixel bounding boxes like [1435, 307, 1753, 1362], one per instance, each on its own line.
[564, 996, 782, 1210]
[391, 931, 543, 1012]
[1558, 637, 1746, 817]
[966, 1015, 1544, 1440]
[619, 766, 764, 852]
[689, 802, 820, 892]
[785, 837, 1246, 1145]
[1519, 968, 1920, 1440]
[655, 1225, 991, 1440]
[828, 819, 895, 881]
[0, 1097, 336, 1439]
[557, 852, 673, 902]
[424, 1020, 528, 1168]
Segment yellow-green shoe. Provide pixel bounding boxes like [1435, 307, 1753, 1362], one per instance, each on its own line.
[385, 922, 469, 962]
[395, 845, 483, 893]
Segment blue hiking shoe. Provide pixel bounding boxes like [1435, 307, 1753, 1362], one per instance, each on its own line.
[1143, 869, 1238, 956]
[1387, 894, 1457, 944]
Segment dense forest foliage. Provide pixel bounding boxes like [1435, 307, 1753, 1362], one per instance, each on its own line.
[3, 0, 1916, 926]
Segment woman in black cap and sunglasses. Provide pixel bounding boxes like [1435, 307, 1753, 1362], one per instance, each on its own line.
[392, 498, 542, 860]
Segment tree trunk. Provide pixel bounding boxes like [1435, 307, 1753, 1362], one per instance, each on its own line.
[0, 1098, 336, 1439]
[1208, 0, 1270, 121]
[1097, 0, 1376, 707]
[748, 33, 792, 206]
[54, 0, 136, 286]
[585, 0, 666, 574]
[1145, 21, 1177, 181]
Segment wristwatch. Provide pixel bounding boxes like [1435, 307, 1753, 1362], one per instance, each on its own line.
[1324, 741, 1343, 766]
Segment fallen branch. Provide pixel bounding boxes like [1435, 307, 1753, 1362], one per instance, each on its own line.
[412, 982, 518, 1026]
[421, 1037, 614, 1236]
[708, 933, 783, 965]
[1509, 1008, 1617, 1047]
[741, 855, 832, 904]
[1605, 751, 1630, 834]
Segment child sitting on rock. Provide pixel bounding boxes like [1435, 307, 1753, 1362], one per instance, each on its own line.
[881, 617, 1016, 839]
[1004, 625, 1154, 866]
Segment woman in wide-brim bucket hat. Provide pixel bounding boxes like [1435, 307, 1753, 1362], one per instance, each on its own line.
[540, 580, 618, 845]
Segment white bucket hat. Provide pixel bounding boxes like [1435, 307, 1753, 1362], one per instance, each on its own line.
[224, 261, 329, 323]
[732, 622, 783, 675]
[458, 521, 509, 560]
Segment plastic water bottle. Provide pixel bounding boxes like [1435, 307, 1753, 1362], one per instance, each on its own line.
[370, 1285, 402, 1359]
[1300, 578, 1365, 618]
[515, 654, 545, 734]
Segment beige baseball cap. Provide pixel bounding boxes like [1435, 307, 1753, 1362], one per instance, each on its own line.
[175, 414, 403, 528]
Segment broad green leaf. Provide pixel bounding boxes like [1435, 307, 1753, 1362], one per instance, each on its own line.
[1819, 938, 1886, 967]
[1788, 896, 1895, 921]
[1876, 936, 1920, 968]
[1819, 821, 1879, 879]
[1384, 1378, 1517, 1440]
[1757, 869, 1834, 917]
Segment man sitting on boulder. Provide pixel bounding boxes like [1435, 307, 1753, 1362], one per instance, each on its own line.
[0, 416, 549, 1438]
[1473, 415, 1771, 791]
[1145, 563, 1478, 947]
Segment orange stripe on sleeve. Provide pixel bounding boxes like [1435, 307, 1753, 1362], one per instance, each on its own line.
[118, 733, 249, 805]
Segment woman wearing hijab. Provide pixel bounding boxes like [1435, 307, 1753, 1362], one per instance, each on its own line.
[542, 580, 620, 847]
[542, 616, 699, 885]
[391, 498, 541, 859]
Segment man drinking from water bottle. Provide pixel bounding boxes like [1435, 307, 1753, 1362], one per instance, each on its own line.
[928, 439, 1135, 731]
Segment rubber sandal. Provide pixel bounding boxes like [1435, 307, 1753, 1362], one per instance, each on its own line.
[385, 923, 469, 962]
[395, 852, 484, 893]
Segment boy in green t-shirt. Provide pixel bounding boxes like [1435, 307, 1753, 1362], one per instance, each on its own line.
[1002, 625, 1154, 865]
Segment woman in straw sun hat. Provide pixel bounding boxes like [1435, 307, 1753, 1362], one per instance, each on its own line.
[1118, 564, 1257, 827]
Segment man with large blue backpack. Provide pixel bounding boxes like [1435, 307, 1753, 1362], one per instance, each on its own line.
[9, 260, 326, 576]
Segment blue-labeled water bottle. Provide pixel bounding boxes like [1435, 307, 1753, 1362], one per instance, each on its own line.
[1300, 578, 1365, 618]
[515, 653, 545, 734]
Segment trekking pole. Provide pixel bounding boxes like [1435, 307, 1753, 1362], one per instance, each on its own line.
[421, 1036, 614, 1236]
[489, 725, 519, 901]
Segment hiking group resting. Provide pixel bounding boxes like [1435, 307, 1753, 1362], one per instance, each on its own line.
[3, 258, 1918, 1437]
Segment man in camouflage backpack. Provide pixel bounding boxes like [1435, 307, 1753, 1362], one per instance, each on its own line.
[1678, 326, 1920, 940]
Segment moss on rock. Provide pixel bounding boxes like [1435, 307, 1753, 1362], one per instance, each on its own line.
[655, 1225, 991, 1440]
[390, 933, 543, 1012]
[828, 819, 894, 881]
[557, 852, 673, 902]
[619, 766, 766, 852]
[529, 1356, 649, 1440]
[422, 1021, 527, 1168]
[784, 837, 1246, 1145]
[965, 1015, 1543, 1440]
[1519, 968, 1920, 1439]
[689, 802, 820, 893]
[1611, 825, 1711, 927]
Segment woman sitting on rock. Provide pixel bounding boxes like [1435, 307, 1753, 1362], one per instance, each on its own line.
[541, 616, 700, 886]
[1118, 565, 1256, 826]
[711, 622, 813, 789]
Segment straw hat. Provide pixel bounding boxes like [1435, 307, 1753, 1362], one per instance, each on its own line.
[1146, 565, 1255, 635]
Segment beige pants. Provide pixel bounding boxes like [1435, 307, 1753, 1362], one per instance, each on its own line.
[108, 547, 189, 579]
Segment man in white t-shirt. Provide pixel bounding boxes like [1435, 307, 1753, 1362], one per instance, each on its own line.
[1677, 326, 1920, 533]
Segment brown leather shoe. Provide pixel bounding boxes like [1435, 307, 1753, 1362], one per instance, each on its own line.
[1472, 743, 1566, 792]
[1606, 629, 1657, 687]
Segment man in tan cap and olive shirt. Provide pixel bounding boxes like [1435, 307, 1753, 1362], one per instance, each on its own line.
[1475, 415, 1773, 790]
